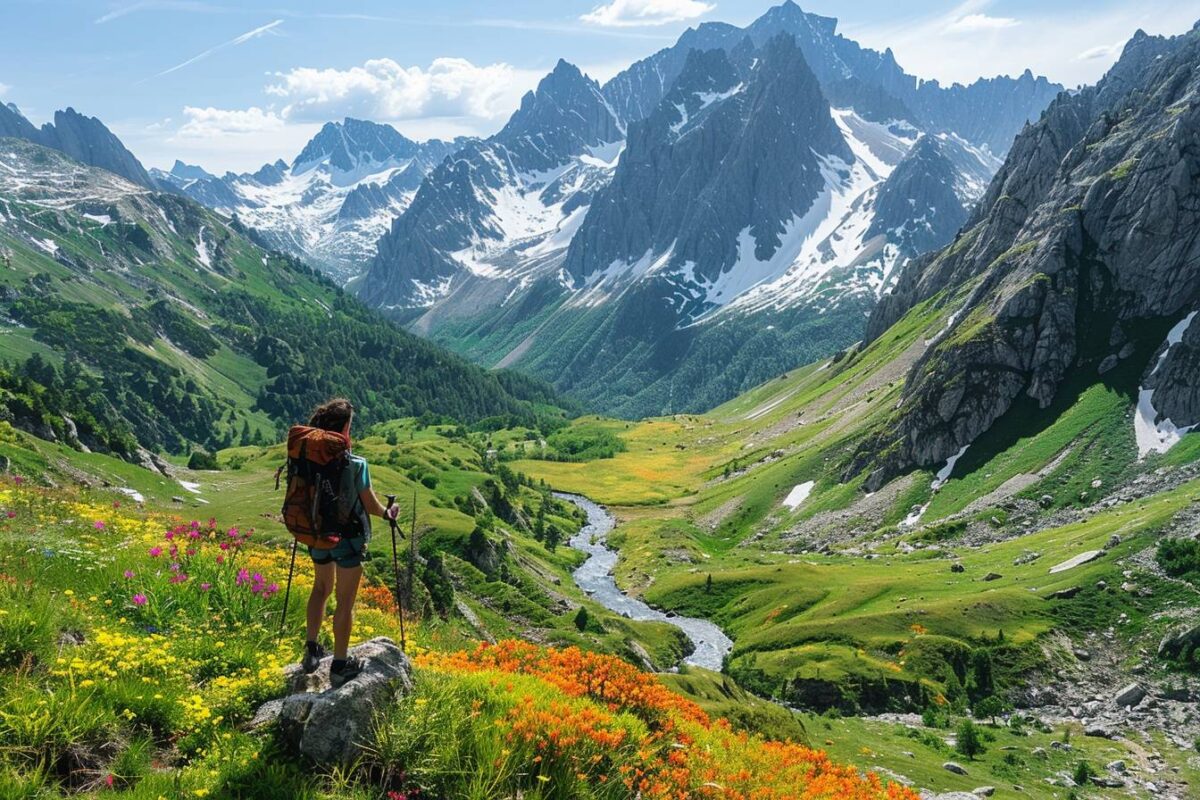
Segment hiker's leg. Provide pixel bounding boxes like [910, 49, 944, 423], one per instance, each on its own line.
[306, 560, 335, 642]
[332, 564, 363, 659]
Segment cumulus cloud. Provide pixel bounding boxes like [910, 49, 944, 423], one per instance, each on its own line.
[944, 12, 1019, 33]
[580, 0, 714, 28]
[265, 57, 523, 122]
[175, 106, 285, 138]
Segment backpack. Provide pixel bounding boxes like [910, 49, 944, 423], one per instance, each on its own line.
[276, 425, 369, 549]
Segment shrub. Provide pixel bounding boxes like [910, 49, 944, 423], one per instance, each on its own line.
[188, 449, 219, 470]
[955, 719, 985, 760]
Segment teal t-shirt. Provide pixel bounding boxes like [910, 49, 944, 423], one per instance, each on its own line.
[349, 454, 371, 493]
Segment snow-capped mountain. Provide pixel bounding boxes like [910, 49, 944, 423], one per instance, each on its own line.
[351, 8, 1033, 417]
[354, 59, 623, 309]
[153, 118, 467, 280]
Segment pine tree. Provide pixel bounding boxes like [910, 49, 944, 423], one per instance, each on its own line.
[705, 573, 714, 593]
[574, 606, 589, 632]
[955, 719, 984, 760]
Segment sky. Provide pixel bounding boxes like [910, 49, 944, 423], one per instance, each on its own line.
[1, 0, 1196, 173]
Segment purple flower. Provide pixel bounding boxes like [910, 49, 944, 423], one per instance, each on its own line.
[123, 569, 135, 579]
[200, 582, 211, 591]
[93, 520, 105, 530]
[148, 546, 163, 558]
[236, 568, 249, 586]
[132, 593, 147, 606]
[168, 573, 188, 584]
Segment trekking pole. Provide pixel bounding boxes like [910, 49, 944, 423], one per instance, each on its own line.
[278, 539, 298, 641]
[385, 495, 407, 651]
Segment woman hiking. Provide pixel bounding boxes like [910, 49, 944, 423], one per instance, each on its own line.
[290, 398, 398, 687]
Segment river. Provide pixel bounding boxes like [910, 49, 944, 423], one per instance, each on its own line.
[555, 492, 734, 671]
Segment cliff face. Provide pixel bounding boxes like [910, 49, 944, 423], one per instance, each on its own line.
[856, 24, 1200, 489]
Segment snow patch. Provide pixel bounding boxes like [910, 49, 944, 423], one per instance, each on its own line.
[179, 480, 203, 494]
[195, 226, 212, 268]
[34, 237, 58, 254]
[931, 445, 968, 490]
[1135, 311, 1198, 458]
[82, 213, 112, 226]
[782, 481, 815, 510]
[116, 487, 145, 504]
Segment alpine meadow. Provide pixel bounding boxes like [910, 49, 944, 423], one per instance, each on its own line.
[2, 1, 1200, 798]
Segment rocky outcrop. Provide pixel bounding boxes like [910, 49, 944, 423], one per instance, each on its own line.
[856, 24, 1200, 489]
[250, 637, 412, 765]
[0, 104, 155, 189]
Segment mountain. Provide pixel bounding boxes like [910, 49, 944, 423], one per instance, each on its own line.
[601, 0, 1060, 154]
[0, 103, 156, 188]
[354, 58, 622, 308]
[853, 22, 1200, 489]
[356, 8, 1018, 417]
[0, 135, 563, 463]
[154, 118, 468, 280]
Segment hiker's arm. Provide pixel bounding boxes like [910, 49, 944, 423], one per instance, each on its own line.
[359, 489, 397, 520]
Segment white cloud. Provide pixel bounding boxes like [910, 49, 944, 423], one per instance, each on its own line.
[581, 0, 714, 28]
[1076, 40, 1125, 61]
[0, 82, 9, 98]
[944, 13, 1019, 33]
[842, 0, 1198, 88]
[175, 106, 285, 139]
[266, 57, 532, 122]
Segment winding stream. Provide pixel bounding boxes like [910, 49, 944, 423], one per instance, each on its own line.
[555, 492, 733, 671]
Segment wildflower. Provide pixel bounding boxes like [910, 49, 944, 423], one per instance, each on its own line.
[12, 475, 23, 485]
[94, 520, 106, 530]
[5, 510, 14, 519]
[105, 774, 114, 788]
[236, 568, 249, 586]
[132, 594, 147, 606]
[215, 554, 225, 564]
[149, 546, 163, 558]
[169, 573, 188, 584]
[124, 570, 135, 579]
[63, 589, 74, 597]
[200, 582, 211, 591]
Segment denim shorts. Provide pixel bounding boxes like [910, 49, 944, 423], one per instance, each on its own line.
[308, 533, 368, 569]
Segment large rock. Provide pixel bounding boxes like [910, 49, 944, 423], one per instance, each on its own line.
[1113, 682, 1146, 708]
[250, 637, 412, 765]
[1158, 623, 1200, 661]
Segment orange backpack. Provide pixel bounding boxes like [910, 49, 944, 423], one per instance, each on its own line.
[276, 425, 368, 549]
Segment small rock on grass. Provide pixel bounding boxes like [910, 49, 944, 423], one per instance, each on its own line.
[943, 761, 968, 775]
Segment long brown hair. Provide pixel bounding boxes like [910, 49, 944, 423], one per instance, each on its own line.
[309, 398, 354, 432]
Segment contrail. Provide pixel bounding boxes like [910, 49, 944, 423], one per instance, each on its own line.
[150, 18, 282, 80]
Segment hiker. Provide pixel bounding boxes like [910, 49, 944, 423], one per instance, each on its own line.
[281, 398, 398, 687]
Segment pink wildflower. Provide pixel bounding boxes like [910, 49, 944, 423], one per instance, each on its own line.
[148, 546, 162, 557]
[132, 594, 147, 606]
[93, 520, 105, 530]
[123, 569, 135, 579]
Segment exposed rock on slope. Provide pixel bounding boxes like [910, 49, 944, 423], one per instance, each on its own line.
[857, 24, 1200, 488]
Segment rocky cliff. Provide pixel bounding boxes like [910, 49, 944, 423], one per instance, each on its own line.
[856, 23, 1200, 489]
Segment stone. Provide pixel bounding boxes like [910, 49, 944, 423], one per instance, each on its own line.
[982, 572, 1002, 581]
[972, 788, 995, 797]
[1097, 354, 1119, 374]
[950, 562, 965, 573]
[1074, 649, 1091, 661]
[1085, 724, 1114, 738]
[1031, 747, 1047, 758]
[1048, 586, 1081, 599]
[1090, 776, 1125, 788]
[1106, 759, 1126, 773]
[1106, 533, 1119, 547]
[943, 761, 968, 775]
[249, 637, 412, 765]
[1158, 624, 1200, 660]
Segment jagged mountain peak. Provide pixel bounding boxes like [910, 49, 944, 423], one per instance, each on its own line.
[292, 117, 419, 175]
[169, 160, 215, 182]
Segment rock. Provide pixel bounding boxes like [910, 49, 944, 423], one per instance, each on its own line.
[982, 572, 1002, 581]
[1106, 759, 1126, 773]
[1090, 776, 1125, 788]
[1051, 739, 1072, 750]
[1013, 551, 1041, 566]
[1074, 649, 1091, 661]
[1113, 681, 1142, 705]
[950, 562, 965, 573]
[943, 761, 968, 775]
[1097, 354, 1119, 374]
[1106, 533, 1119, 547]
[1096, 580, 1107, 590]
[973, 788, 995, 797]
[921, 794, 977, 800]
[1039, 494, 1054, 509]
[250, 637, 412, 765]
[1031, 747, 1048, 758]
[1085, 725, 1113, 738]
[1120, 581, 1139, 593]
[1047, 586, 1081, 599]
[1158, 624, 1200, 660]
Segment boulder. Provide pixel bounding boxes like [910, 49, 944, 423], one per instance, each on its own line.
[1047, 586, 1081, 600]
[1158, 623, 1200, 660]
[250, 637, 412, 765]
[943, 761, 968, 775]
[950, 562, 965, 573]
[982, 572, 1002, 581]
[1113, 682, 1146, 708]
[972, 788, 996, 798]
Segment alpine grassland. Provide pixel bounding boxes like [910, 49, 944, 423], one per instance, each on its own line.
[0, 432, 920, 799]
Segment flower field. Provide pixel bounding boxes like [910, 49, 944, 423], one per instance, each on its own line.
[0, 475, 915, 799]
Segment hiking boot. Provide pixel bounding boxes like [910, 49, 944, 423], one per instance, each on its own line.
[302, 640, 326, 674]
[330, 656, 363, 688]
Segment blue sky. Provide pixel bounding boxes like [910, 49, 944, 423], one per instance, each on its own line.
[2, 0, 1196, 172]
